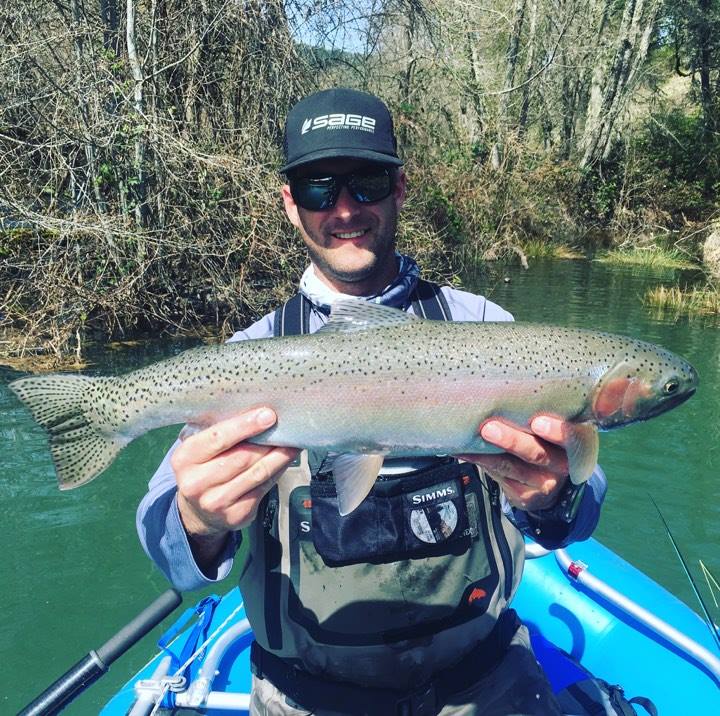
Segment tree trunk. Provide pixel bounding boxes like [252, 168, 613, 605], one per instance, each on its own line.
[491, 0, 526, 169]
[697, 0, 715, 136]
[579, 0, 660, 167]
[398, 8, 418, 148]
[462, 31, 486, 146]
[126, 0, 149, 226]
[518, 0, 538, 136]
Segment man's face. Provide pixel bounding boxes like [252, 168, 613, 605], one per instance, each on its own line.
[282, 159, 406, 294]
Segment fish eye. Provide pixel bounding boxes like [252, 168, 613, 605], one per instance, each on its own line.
[663, 379, 680, 395]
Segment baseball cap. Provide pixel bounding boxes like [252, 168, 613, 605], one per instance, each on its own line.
[280, 88, 403, 174]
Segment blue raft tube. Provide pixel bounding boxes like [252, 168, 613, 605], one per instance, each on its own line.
[92, 537, 719, 715]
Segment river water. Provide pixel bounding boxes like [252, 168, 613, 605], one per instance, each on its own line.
[1, 258, 718, 713]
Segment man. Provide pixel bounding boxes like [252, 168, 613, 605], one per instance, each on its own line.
[138, 88, 607, 715]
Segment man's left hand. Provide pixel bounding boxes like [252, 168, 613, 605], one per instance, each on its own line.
[459, 415, 575, 512]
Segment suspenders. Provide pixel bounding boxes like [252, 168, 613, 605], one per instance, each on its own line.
[409, 279, 452, 321]
[273, 279, 452, 337]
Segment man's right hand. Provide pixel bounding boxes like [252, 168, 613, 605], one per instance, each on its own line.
[171, 407, 299, 567]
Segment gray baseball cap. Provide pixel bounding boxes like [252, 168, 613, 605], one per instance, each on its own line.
[281, 88, 403, 174]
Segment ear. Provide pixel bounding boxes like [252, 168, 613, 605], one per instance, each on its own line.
[282, 184, 302, 230]
[393, 169, 407, 211]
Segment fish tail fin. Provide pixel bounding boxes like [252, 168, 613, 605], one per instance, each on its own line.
[9, 374, 124, 489]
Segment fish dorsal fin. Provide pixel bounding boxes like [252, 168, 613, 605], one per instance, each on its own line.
[332, 452, 386, 515]
[317, 298, 420, 334]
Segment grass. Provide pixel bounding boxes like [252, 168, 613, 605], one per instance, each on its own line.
[643, 284, 720, 315]
[520, 239, 584, 260]
[595, 246, 696, 270]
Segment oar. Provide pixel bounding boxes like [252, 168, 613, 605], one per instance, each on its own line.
[18, 588, 182, 716]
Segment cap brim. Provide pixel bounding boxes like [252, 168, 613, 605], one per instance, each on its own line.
[280, 148, 404, 174]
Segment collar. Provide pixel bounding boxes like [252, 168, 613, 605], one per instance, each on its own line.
[299, 253, 421, 314]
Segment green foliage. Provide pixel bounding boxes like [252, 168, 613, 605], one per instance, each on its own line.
[595, 247, 696, 270]
[418, 185, 466, 245]
[644, 284, 720, 315]
[630, 108, 719, 221]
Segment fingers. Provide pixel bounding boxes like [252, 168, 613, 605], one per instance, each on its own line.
[529, 415, 569, 447]
[478, 418, 569, 475]
[177, 445, 299, 535]
[469, 453, 560, 490]
[460, 415, 573, 511]
[178, 441, 275, 494]
[171, 407, 300, 535]
[196, 446, 299, 513]
[174, 408, 277, 466]
[491, 473, 559, 511]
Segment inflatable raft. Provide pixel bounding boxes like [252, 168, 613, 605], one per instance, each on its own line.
[103, 538, 720, 715]
[20, 538, 720, 715]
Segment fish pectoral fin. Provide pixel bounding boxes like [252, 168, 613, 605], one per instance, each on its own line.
[332, 452, 385, 516]
[566, 423, 599, 485]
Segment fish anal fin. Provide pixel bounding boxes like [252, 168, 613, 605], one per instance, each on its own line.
[566, 422, 599, 485]
[332, 453, 385, 515]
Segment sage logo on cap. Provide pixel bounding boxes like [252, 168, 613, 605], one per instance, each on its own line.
[301, 114, 377, 134]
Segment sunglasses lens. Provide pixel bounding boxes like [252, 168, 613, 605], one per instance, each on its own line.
[291, 177, 338, 211]
[347, 169, 393, 203]
[290, 167, 394, 210]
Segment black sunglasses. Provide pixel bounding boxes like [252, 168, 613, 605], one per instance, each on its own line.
[289, 166, 395, 211]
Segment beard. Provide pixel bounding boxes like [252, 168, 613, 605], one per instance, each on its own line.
[299, 208, 399, 287]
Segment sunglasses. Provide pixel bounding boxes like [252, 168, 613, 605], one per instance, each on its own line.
[289, 166, 395, 211]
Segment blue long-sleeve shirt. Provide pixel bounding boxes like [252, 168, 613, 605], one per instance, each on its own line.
[137, 283, 607, 591]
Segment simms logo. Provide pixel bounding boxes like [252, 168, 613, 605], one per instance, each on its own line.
[301, 113, 376, 134]
[412, 486, 456, 505]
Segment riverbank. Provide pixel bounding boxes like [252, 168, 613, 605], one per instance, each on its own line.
[2, 149, 718, 366]
[2, 237, 717, 371]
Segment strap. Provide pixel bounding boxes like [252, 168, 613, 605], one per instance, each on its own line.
[409, 279, 452, 321]
[156, 595, 221, 706]
[273, 293, 313, 337]
[261, 485, 283, 650]
[628, 696, 658, 716]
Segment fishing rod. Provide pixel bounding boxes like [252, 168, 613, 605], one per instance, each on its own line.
[18, 588, 182, 716]
[649, 494, 720, 653]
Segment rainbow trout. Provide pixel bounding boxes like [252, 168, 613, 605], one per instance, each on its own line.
[9, 299, 698, 514]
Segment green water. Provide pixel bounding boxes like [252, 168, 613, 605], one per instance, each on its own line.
[1, 259, 718, 714]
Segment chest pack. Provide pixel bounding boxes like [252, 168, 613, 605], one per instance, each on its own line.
[237, 280, 526, 688]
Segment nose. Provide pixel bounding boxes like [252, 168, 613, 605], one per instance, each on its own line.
[331, 185, 362, 218]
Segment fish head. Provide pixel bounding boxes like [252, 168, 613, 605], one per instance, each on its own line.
[590, 343, 698, 429]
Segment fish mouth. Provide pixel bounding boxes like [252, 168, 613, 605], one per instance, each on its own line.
[605, 386, 697, 429]
[643, 386, 696, 419]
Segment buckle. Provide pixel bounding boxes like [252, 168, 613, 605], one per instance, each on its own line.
[397, 683, 437, 716]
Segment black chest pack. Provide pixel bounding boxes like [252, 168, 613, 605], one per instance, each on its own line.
[273, 281, 501, 568]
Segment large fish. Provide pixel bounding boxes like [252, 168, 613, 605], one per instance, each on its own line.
[9, 299, 698, 514]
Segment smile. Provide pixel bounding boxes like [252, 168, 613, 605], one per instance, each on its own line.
[332, 229, 369, 239]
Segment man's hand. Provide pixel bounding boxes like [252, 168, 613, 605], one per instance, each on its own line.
[171, 408, 299, 563]
[460, 415, 575, 511]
